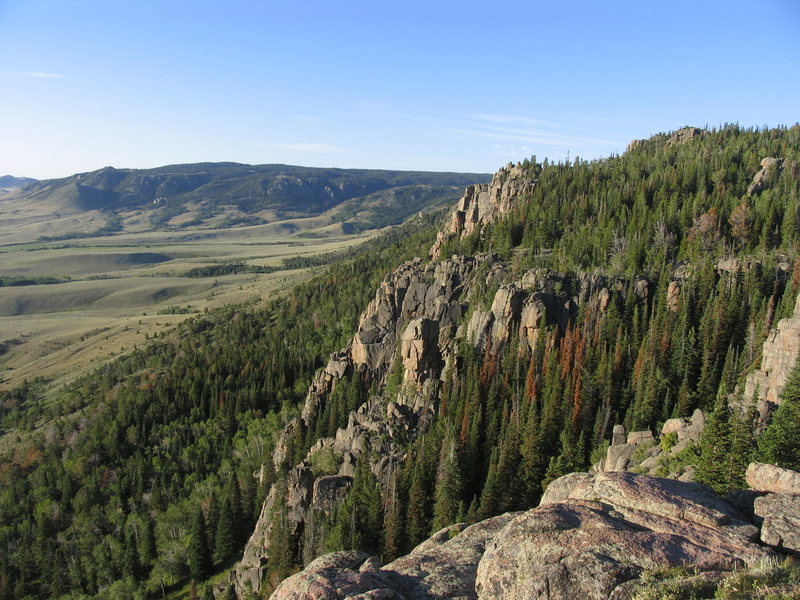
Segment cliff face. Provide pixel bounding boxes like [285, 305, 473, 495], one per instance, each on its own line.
[234, 234, 621, 596]
[235, 254, 498, 593]
[430, 163, 534, 258]
[745, 291, 800, 419]
[234, 261, 624, 595]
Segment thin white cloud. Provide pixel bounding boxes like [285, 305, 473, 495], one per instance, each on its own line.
[471, 114, 561, 128]
[442, 126, 619, 147]
[289, 114, 323, 125]
[279, 142, 347, 153]
[244, 142, 348, 153]
[492, 144, 533, 158]
[20, 71, 65, 78]
[561, 112, 616, 123]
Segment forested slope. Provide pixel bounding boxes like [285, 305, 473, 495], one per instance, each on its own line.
[234, 124, 800, 597]
[2, 124, 800, 600]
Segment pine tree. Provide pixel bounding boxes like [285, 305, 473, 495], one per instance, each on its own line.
[695, 395, 732, 494]
[477, 448, 502, 520]
[122, 530, 140, 578]
[140, 515, 157, 569]
[759, 355, 800, 470]
[432, 434, 462, 532]
[266, 476, 295, 581]
[728, 388, 759, 489]
[206, 491, 219, 554]
[215, 496, 235, 562]
[188, 506, 213, 580]
[226, 474, 244, 544]
[382, 478, 405, 560]
[406, 467, 431, 548]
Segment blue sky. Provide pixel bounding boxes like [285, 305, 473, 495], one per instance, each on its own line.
[1, 0, 798, 179]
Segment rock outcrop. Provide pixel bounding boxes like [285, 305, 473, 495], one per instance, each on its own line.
[626, 126, 706, 153]
[754, 493, 800, 553]
[747, 157, 781, 197]
[746, 462, 800, 494]
[746, 463, 800, 554]
[744, 291, 800, 419]
[236, 246, 656, 597]
[665, 126, 705, 147]
[270, 515, 518, 600]
[268, 471, 781, 600]
[430, 163, 535, 258]
[595, 410, 705, 480]
[236, 254, 498, 595]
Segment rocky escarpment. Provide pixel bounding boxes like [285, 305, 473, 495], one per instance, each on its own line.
[268, 469, 792, 600]
[430, 163, 535, 259]
[235, 143, 800, 598]
[744, 291, 800, 419]
[746, 156, 799, 197]
[625, 126, 707, 153]
[234, 255, 626, 595]
[236, 254, 511, 594]
[270, 514, 518, 600]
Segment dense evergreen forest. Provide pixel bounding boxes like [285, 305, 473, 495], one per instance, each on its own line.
[1, 125, 800, 599]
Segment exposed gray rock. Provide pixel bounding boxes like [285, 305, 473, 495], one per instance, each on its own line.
[667, 280, 682, 312]
[747, 156, 781, 197]
[312, 475, 352, 515]
[611, 424, 626, 446]
[662, 417, 686, 435]
[237, 254, 499, 596]
[746, 462, 800, 494]
[270, 551, 395, 600]
[666, 126, 705, 147]
[381, 514, 518, 599]
[477, 472, 772, 600]
[287, 464, 315, 522]
[269, 514, 518, 600]
[401, 318, 442, 385]
[633, 276, 650, 299]
[235, 485, 276, 595]
[743, 291, 800, 421]
[489, 284, 525, 346]
[431, 164, 535, 258]
[541, 471, 760, 542]
[595, 410, 705, 479]
[754, 493, 800, 553]
[265, 472, 780, 600]
[626, 127, 705, 154]
[627, 430, 654, 445]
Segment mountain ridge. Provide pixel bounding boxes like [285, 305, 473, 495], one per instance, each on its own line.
[0, 162, 490, 243]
